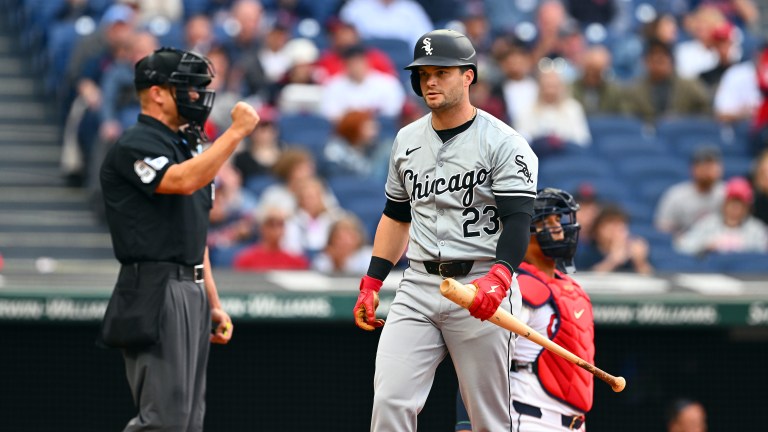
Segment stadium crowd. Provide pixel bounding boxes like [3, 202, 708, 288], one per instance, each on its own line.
[17, 0, 768, 273]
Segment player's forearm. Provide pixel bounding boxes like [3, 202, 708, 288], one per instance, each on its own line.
[203, 247, 223, 310]
[371, 214, 410, 265]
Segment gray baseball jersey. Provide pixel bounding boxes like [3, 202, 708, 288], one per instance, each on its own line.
[385, 109, 538, 261]
[371, 109, 538, 431]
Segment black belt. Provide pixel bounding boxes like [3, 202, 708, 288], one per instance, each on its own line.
[510, 362, 534, 373]
[421, 260, 474, 278]
[127, 262, 204, 283]
[513, 400, 585, 430]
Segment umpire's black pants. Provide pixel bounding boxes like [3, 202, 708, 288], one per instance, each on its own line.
[122, 271, 211, 432]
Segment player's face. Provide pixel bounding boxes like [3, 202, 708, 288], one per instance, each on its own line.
[534, 214, 565, 241]
[417, 66, 467, 112]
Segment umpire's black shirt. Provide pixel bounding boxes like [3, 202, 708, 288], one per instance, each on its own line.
[100, 114, 213, 266]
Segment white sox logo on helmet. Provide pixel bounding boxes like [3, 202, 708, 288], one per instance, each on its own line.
[422, 37, 433, 55]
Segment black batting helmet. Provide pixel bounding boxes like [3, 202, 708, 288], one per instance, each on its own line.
[404, 29, 478, 96]
[531, 188, 581, 273]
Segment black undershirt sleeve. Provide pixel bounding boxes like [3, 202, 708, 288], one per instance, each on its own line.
[383, 198, 412, 223]
[494, 196, 534, 273]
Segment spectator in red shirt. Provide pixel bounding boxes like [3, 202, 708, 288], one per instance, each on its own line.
[233, 206, 309, 271]
[315, 18, 396, 83]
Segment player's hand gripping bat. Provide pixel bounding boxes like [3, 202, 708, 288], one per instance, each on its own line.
[440, 278, 626, 393]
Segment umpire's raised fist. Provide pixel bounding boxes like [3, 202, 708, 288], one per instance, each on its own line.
[230, 101, 259, 138]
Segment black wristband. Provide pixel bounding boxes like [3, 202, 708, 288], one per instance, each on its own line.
[366, 256, 395, 281]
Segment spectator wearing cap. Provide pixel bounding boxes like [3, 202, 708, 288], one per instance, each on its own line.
[698, 21, 739, 95]
[339, 0, 434, 47]
[713, 41, 764, 128]
[623, 38, 711, 123]
[315, 18, 396, 83]
[675, 5, 742, 80]
[270, 38, 323, 113]
[233, 105, 282, 182]
[675, 177, 768, 255]
[319, 44, 406, 121]
[655, 146, 726, 237]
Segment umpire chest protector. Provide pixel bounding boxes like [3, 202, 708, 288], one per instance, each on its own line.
[100, 114, 213, 265]
[518, 262, 595, 412]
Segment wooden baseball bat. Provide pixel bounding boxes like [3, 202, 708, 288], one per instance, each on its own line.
[440, 278, 626, 393]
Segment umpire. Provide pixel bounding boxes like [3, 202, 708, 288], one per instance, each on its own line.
[98, 47, 258, 431]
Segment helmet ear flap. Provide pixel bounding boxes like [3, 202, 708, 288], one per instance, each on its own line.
[410, 71, 422, 97]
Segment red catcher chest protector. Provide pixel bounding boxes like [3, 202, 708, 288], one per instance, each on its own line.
[518, 262, 595, 412]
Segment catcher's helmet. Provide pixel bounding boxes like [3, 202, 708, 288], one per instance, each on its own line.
[404, 29, 478, 96]
[531, 188, 581, 273]
[135, 47, 216, 128]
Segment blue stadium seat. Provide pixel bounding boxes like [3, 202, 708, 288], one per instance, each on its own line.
[277, 113, 333, 161]
[621, 200, 655, 225]
[244, 175, 279, 198]
[587, 115, 646, 137]
[45, 21, 84, 95]
[637, 178, 681, 207]
[538, 154, 615, 187]
[592, 133, 667, 161]
[655, 117, 729, 155]
[616, 156, 689, 186]
[327, 175, 386, 209]
[722, 156, 754, 179]
[364, 37, 413, 72]
[702, 252, 768, 274]
[650, 245, 708, 273]
[630, 223, 672, 248]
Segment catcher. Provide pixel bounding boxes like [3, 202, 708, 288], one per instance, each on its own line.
[456, 187, 594, 431]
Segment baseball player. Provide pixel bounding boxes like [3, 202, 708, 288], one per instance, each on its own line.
[99, 47, 258, 430]
[455, 188, 595, 432]
[352, 29, 538, 431]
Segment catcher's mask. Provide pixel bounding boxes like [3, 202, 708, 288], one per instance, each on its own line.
[135, 47, 216, 133]
[531, 187, 581, 273]
[404, 29, 477, 97]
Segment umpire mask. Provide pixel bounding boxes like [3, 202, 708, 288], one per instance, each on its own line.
[135, 47, 216, 129]
[531, 188, 581, 273]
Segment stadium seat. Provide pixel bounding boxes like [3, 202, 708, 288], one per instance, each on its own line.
[363, 37, 413, 72]
[592, 133, 667, 161]
[650, 245, 708, 273]
[327, 175, 386, 209]
[722, 156, 754, 179]
[277, 113, 333, 161]
[45, 21, 85, 95]
[538, 154, 615, 188]
[702, 252, 768, 274]
[637, 178, 681, 207]
[244, 175, 279, 198]
[655, 117, 731, 155]
[616, 156, 689, 187]
[621, 200, 655, 225]
[587, 115, 647, 137]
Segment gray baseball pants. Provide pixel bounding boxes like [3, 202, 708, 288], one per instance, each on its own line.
[371, 263, 521, 432]
[122, 278, 211, 432]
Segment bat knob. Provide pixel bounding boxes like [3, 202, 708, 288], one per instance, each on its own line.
[612, 377, 626, 392]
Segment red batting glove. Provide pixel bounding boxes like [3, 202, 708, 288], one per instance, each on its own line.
[468, 264, 513, 321]
[354, 275, 385, 331]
